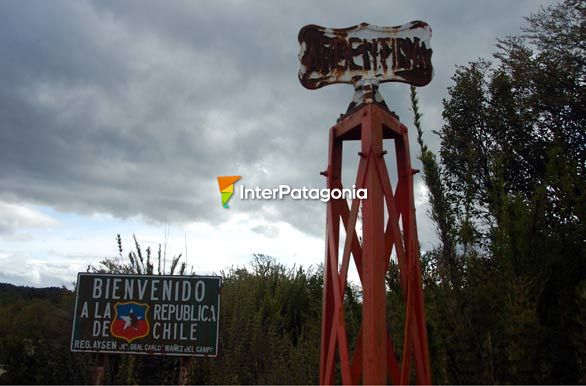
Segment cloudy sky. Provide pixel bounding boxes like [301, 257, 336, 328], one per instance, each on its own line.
[0, 0, 557, 287]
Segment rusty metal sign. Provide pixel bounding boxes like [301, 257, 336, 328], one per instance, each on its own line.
[298, 21, 433, 89]
[70, 273, 221, 357]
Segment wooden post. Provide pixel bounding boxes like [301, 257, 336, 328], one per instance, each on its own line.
[92, 353, 107, 385]
[178, 357, 192, 386]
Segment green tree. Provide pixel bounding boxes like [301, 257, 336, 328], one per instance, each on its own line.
[426, 0, 585, 383]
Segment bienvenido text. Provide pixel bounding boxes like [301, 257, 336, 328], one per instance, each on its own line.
[91, 277, 207, 302]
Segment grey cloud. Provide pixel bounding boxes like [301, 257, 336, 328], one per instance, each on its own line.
[251, 224, 280, 239]
[0, 0, 557, 242]
[0, 201, 56, 235]
[0, 250, 80, 288]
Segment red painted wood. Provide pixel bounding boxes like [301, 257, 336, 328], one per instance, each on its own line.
[320, 104, 431, 385]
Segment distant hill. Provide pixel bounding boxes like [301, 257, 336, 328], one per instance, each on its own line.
[0, 282, 71, 303]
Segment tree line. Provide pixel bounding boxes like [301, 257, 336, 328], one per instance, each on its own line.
[412, 1, 584, 383]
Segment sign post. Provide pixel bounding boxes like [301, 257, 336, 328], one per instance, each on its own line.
[91, 353, 107, 385]
[71, 273, 221, 356]
[71, 273, 221, 384]
[299, 21, 433, 384]
[179, 357, 192, 386]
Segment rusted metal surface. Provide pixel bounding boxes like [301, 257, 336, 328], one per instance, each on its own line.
[342, 78, 398, 120]
[298, 21, 433, 89]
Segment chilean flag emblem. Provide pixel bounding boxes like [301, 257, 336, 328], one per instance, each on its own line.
[110, 302, 150, 343]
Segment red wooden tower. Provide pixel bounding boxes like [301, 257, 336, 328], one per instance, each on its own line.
[319, 86, 431, 385]
[297, 21, 434, 385]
